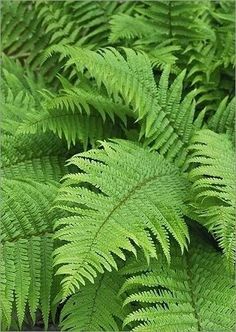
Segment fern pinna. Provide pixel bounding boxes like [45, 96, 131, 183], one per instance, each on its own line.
[1, 0, 235, 331]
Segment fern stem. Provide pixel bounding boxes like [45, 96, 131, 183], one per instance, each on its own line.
[87, 274, 104, 329]
[91, 175, 159, 246]
[185, 254, 201, 331]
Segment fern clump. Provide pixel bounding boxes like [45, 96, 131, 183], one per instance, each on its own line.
[1, 1, 235, 331]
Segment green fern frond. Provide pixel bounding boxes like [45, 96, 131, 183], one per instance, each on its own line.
[2, 60, 128, 150]
[109, 12, 181, 70]
[0, 179, 59, 329]
[109, 14, 157, 43]
[45, 46, 197, 167]
[1, 0, 136, 84]
[1, 53, 45, 98]
[1, 133, 68, 181]
[15, 83, 130, 148]
[183, 0, 235, 109]
[37, 0, 134, 50]
[59, 271, 126, 331]
[188, 130, 236, 264]
[1, 55, 46, 135]
[17, 109, 125, 150]
[1, 1, 42, 60]
[54, 140, 189, 298]
[110, 1, 214, 44]
[108, 0, 233, 110]
[208, 96, 235, 141]
[120, 236, 235, 331]
[43, 85, 129, 124]
[183, 41, 232, 110]
[147, 41, 181, 70]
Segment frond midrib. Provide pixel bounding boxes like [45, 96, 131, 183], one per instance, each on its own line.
[185, 254, 201, 331]
[19, 110, 84, 129]
[86, 275, 104, 330]
[92, 174, 160, 242]
[65, 172, 173, 292]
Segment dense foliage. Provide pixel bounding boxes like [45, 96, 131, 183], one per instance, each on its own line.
[1, 1, 235, 331]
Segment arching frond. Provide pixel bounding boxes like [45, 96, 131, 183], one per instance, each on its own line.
[108, 1, 234, 110]
[45, 46, 197, 167]
[120, 236, 235, 331]
[43, 86, 129, 124]
[1, 54, 46, 135]
[54, 140, 189, 298]
[109, 1, 214, 44]
[109, 13, 157, 43]
[1, 133, 68, 181]
[184, 39, 234, 110]
[16, 84, 129, 149]
[0, 179, 59, 329]
[17, 110, 125, 150]
[188, 130, 236, 265]
[59, 272, 126, 331]
[208, 96, 235, 141]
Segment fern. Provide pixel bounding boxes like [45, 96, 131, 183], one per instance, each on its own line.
[109, 1, 234, 109]
[54, 140, 189, 297]
[183, 39, 234, 110]
[1, 0, 136, 83]
[120, 235, 235, 331]
[17, 84, 129, 149]
[208, 96, 235, 141]
[0, 55, 69, 329]
[1, 54, 46, 135]
[1, 1, 42, 60]
[0, 179, 59, 329]
[1, 56, 129, 150]
[45, 46, 198, 167]
[1, 131, 70, 182]
[18, 110, 125, 150]
[110, 1, 214, 44]
[59, 271, 126, 331]
[188, 130, 236, 265]
[1, 1, 235, 330]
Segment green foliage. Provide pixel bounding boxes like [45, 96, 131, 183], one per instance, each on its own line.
[208, 96, 235, 141]
[17, 83, 129, 149]
[120, 236, 235, 331]
[1, 0, 235, 331]
[188, 130, 236, 265]
[54, 140, 189, 297]
[45, 46, 199, 167]
[0, 179, 58, 329]
[59, 271, 126, 331]
[110, 1, 214, 44]
[109, 0, 235, 109]
[1, 0, 135, 83]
